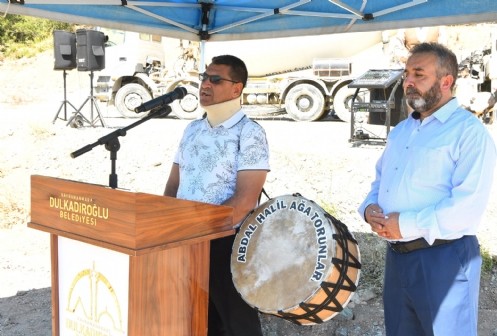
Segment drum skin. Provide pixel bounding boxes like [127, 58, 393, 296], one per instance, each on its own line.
[231, 194, 361, 325]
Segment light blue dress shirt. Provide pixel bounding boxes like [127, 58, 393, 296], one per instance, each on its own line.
[359, 98, 496, 244]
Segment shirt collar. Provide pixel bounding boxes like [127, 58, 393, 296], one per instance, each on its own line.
[203, 109, 246, 129]
[411, 97, 460, 124]
[431, 97, 460, 123]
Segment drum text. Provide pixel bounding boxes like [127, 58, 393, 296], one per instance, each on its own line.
[288, 201, 330, 282]
[236, 224, 258, 262]
[255, 199, 287, 224]
[308, 210, 329, 282]
[235, 197, 330, 283]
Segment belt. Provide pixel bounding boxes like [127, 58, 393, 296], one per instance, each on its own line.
[388, 237, 457, 254]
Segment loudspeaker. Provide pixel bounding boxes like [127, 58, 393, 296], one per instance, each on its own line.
[53, 30, 76, 70]
[368, 84, 407, 126]
[76, 29, 106, 71]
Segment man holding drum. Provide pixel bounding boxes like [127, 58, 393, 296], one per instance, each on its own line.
[164, 55, 269, 336]
[359, 42, 496, 335]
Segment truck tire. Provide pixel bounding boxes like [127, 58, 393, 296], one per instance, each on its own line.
[333, 86, 363, 123]
[115, 83, 152, 118]
[171, 84, 203, 120]
[284, 84, 325, 121]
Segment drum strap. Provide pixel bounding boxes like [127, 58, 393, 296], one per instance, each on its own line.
[259, 187, 270, 203]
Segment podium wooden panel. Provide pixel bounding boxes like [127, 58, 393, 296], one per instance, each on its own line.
[28, 175, 235, 336]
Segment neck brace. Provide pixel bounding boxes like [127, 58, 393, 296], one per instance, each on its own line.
[203, 97, 241, 127]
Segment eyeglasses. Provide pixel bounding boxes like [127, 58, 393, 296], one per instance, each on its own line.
[199, 72, 240, 84]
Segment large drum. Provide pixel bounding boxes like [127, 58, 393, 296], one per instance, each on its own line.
[231, 194, 361, 325]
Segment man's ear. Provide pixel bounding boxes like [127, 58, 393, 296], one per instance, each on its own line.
[441, 74, 455, 91]
[232, 82, 243, 98]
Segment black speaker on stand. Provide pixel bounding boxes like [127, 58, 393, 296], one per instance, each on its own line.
[67, 29, 107, 128]
[52, 30, 78, 124]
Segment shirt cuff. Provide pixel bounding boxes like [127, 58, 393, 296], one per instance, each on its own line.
[398, 211, 421, 241]
[357, 202, 370, 222]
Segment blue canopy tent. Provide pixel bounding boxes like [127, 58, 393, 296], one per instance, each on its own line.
[1, 0, 497, 42]
[2, 0, 497, 72]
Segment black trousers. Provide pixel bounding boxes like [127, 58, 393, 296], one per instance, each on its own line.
[208, 235, 263, 336]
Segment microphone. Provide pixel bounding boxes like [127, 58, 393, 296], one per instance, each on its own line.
[134, 87, 187, 113]
[412, 111, 421, 120]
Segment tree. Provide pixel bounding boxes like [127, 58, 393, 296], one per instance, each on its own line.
[0, 14, 73, 58]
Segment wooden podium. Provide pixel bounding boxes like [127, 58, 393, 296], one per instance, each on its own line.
[28, 175, 235, 336]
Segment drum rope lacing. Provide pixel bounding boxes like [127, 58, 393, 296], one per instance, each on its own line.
[276, 211, 362, 325]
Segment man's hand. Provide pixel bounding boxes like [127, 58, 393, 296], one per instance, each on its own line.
[365, 204, 402, 240]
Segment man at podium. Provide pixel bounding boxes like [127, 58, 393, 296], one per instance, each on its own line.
[164, 54, 270, 336]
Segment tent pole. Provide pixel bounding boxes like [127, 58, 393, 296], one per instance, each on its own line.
[200, 40, 206, 72]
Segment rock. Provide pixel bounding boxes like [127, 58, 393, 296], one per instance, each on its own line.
[336, 307, 354, 321]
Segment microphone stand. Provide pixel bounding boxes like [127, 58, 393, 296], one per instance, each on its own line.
[70, 105, 172, 189]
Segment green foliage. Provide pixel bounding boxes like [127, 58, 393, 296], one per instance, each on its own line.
[0, 14, 73, 59]
[319, 201, 338, 217]
[481, 246, 495, 274]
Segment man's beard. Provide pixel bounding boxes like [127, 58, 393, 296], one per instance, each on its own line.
[405, 81, 442, 113]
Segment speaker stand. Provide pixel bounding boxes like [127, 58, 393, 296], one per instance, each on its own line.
[52, 70, 78, 124]
[67, 71, 106, 128]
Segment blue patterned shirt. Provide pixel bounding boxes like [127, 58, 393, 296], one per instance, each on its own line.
[174, 110, 270, 205]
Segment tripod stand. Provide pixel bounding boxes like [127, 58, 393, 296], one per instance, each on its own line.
[52, 70, 78, 124]
[67, 71, 106, 128]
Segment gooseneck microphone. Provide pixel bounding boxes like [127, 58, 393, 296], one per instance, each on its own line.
[134, 87, 187, 113]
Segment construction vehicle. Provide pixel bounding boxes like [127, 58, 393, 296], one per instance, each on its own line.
[455, 26, 497, 124]
[94, 28, 202, 119]
[94, 28, 394, 122]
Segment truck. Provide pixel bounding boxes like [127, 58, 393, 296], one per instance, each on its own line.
[94, 29, 203, 119]
[93, 28, 394, 122]
[454, 25, 497, 124]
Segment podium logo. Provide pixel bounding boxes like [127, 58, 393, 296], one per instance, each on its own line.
[65, 262, 124, 335]
[50, 193, 109, 227]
